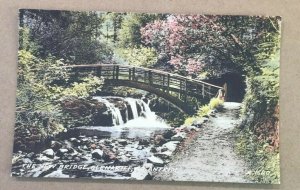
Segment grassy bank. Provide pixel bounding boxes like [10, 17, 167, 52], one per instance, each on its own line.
[184, 98, 224, 126]
[235, 128, 280, 184]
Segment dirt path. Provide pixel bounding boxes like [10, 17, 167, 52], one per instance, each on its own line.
[154, 102, 251, 183]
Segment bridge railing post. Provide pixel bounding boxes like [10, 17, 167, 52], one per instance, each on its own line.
[112, 65, 115, 79]
[96, 65, 102, 77]
[162, 75, 166, 91]
[167, 74, 170, 93]
[116, 66, 119, 80]
[184, 79, 187, 102]
[129, 68, 132, 80]
[132, 67, 135, 81]
[148, 70, 152, 84]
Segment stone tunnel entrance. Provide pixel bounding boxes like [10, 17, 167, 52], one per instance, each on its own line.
[205, 72, 246, 102]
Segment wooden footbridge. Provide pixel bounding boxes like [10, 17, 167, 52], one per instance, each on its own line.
[66, 64, 223, 114]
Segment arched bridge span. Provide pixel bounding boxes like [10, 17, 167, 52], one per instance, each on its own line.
[66, 64, 223, 114]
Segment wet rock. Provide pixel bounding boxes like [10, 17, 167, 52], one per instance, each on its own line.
[42, 149, 55, 158]
[155, 151, 173, 159]
[147, 156, 164, 166]
[154, 135, 166, 146]
[50, 141, 63, 151]
[131, 166, 151, 180]
[81, 138, 90, 144]
[118, 139, 127, 146]
[150, 147, 158, 153]
[60, 97, 113, 127]
[44, 170, 69, 178]
[162, 141, 178, 152]
[70, 138, 81, 146]
[107, 152, 117, 160]
[160, 147, 169, 152]
[138, 139, 150, 146]
[35, 155, 53, 163]
[171, 132, 186, 141]
[117, 155, 130, 165]
[137, 145, 143, 150]
[185, 125, 199, 131]
[143, 163, 153, 170]
[92, 149, 104, 159]
[74, 157, 81, 162]
[90, 144, 97, 149]
[82, 145, 88, 150]
[19, 158, 33, 164]
[163, 130, 176, 139]
[26, 152, 35, 159]
[57, 148, 69, 157]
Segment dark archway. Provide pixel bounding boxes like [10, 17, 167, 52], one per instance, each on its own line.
[204, 72, 246, 102]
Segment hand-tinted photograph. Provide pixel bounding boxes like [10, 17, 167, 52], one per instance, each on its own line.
[12, 9, 281, 184]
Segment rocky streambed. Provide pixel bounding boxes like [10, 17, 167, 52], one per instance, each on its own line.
[11, 124, 204, 180]
[12, 96, 211, 180]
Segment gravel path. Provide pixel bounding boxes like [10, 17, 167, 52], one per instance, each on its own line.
[154, 102, 251, 183]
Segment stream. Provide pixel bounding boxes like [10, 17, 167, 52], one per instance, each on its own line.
[11, 96, 191, 180]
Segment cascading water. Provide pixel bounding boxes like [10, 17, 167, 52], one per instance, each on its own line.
[125, 98, 139, 119]
[92, 96, 169, 129]
[93, 97, 124, 126]
[77, 96, 170, 140]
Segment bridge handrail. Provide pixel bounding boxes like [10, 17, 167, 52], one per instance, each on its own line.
[64, 64, 223, 90]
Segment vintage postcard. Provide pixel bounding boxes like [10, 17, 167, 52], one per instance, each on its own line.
[12, 9, 281, 183]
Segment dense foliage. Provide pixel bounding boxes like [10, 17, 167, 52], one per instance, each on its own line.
[235, 52, 280, 183]
[141, 15, 280, 77]
[16, 10, 281, 183]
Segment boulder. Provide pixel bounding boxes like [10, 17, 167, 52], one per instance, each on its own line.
[137, 145, 143, 150]
[92, 149, 104, 159]
[35, 155, 53, 163]
[42, 149, 55, 158]
[186, 125, 199, 132]
[90, 144, 97, 149]
[26, 152, 35, 159]
[163, 130, 176, 139]
[155, 151, 173, 159]
[118, 139, 127, 146]
[16, 158, 33, 165]
[171, 132, 186, 141]
[162, 141, 178, 152]
[147, 156, 164, 166]
[57, 148, 69, 157]
[50, 141, 63, 151]
[117, 155, 130, 165]
[154, 135, 166, 146]
[70, 138, 81, 146]
[60, 97, 113, 126]
[138, 139, 150, 146]
[131, 166, 151, 180]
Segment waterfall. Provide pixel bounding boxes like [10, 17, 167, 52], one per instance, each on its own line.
[93, 96, 168, 128]
[125, 98, 139, 119]
[93, 97, 124, 126]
